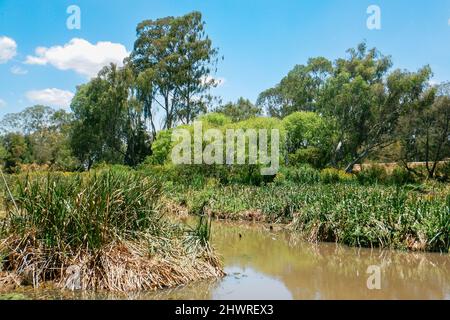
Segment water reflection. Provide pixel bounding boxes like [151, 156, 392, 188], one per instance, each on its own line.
[5, 220, 449, 300]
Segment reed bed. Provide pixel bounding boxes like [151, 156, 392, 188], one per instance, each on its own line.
[0, 171, 223, 292]
[167, 182, 449, 252]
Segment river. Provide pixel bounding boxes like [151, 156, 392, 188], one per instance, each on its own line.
[7, 220, 450, 300]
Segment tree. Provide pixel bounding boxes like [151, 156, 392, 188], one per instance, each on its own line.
[0, 105, 54, 135]
[214, 98, 262, 122]
[0, 106, 77, 170]
[282, 111, 333, 167]
[318, 43, 432, 172]
[257, 57, 332, 117]
[130, 11, 220, 129]
[70, 64, 151, 168]
[397, 83, 450, 178]
[257, 43, 434, 172]
[2, 133, 28, 173]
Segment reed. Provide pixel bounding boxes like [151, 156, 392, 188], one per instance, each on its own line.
[0, 170, 224, 291]
[168, 182, 449, 252]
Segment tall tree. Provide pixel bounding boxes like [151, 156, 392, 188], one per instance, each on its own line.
[1, 133, 28, 173]
[130, 11, 220, 129]
[257, 57, 332, 117]
[319, 43, 433, 172]
[0, 106, 77, 170]
[397, 83, 450, 178]
[70, 64, 151, 168]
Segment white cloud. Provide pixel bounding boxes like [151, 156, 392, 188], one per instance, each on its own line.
[26, 88, 74, 108]
[10, 65, 28, 75]
[25, 38, 129, 78]
[0, 99, 6, 108]
[0, 36, 17, 64]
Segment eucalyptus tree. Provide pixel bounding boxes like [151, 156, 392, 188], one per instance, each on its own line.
[130, 11, 220, 130]
[257, 57, 333, 117]
[319, 43, 433, 172]
[0, 105, 76, 170]
[397, 83, 450, 178]
[70, 64, 152, 168]
[214, 97, 262, 122]
[258, 43, 435, 172]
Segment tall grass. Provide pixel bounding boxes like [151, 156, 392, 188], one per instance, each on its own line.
[167, 182, 449, 252]
[6, 171, 162, 250]
[0, 170, 224, 291]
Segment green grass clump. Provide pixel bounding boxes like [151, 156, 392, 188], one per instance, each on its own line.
[0, 170, 224, 291]
[6, 170, 162, 251]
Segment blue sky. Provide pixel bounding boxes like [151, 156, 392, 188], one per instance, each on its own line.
[0, 0, 450, 118]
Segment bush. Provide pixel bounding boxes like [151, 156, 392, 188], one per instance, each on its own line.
[288, 147, 325, 168]
[389, 166, 416, 185]
[320, 168, 354, 184]
[144, 129, 174, 165]
[356, 165, 387, 184]
[198, 113, 232, 127]
[279, 165, 320, 184]
[436, 162, 450, 182]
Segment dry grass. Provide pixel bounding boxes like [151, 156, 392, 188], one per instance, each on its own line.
[0, 232, 224, 292]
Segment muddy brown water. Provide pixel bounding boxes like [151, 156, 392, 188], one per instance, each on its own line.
[5, 220, 450, 300]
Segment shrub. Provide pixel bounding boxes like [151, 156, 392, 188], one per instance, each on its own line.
[320, 168, 354, 184]
[288, 147, 325, 168]
[144, 129, 174, 165]
[356, 165, 387, 184]
[280, 165, 320, 184]
[197, 113, 232, 127]
[436, 162, 450, 182]
[389, 166, 416, 185]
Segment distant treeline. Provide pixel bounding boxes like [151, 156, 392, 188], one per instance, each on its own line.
[0, 12, 449, 179]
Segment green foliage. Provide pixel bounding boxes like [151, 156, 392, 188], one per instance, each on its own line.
[70, 65, 152, 168]
[2, 133, 28, 173]
[356, 165, 388, 185]
[282, 111, 333, 168]
[0, 106, 78, 172]
[258, 42, 435, 172]
[288, 147, 323, 168]
[198, 113, 232, 127]
[257, 57, 333, 117]
[277, 165, 320, 184]
[7, 171, 163, 251]
[437, 162, 450, 182]
[214, 98, 262, 122]
[320, 168, 354, 184]
[397, 92, 450, 178]
[145, 129, 174, 165]
[131, 11, 220, 127]
[175, 182, 449, 252]
[389, 167, 416, 185]
[190, 215, 212, 247]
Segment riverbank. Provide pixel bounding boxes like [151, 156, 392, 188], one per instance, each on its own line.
[163, 181, 450, 253]
[0, 170, 224, 292]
